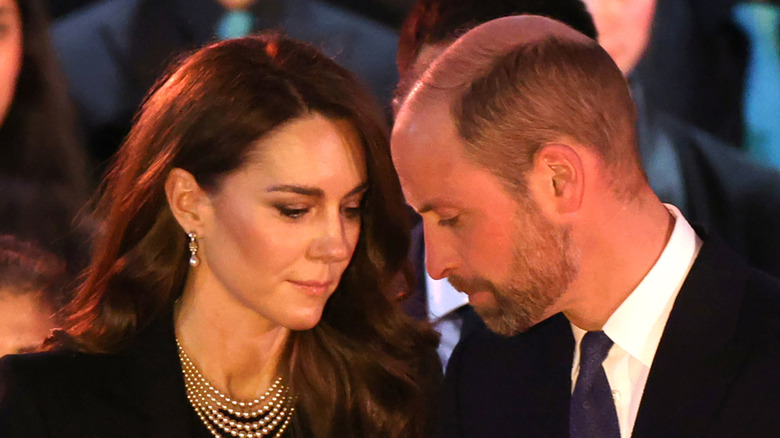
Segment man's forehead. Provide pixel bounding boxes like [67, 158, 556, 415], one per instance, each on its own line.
[392, 94, 454, 149]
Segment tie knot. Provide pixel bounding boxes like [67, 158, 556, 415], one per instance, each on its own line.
[580, 331, 613, 365]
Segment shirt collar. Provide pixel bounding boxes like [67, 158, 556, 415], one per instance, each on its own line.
[593, 204, 702, 366]
[425, 274, 469, 321]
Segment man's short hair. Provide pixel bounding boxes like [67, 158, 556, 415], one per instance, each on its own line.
[397, 0, 598, 88]
[409, 16, 644, 197]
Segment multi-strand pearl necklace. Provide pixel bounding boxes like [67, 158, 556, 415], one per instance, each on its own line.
[176, 339, 295, 438]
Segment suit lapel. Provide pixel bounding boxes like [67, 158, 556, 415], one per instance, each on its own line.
[632, 236, 750, 438]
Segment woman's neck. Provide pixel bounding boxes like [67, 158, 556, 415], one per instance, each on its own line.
[174, 282, 290, 401]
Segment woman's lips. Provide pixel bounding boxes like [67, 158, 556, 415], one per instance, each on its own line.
[288, 279, 333, 296]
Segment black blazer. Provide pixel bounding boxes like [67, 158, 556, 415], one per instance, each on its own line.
[0, 316, 305, 437]
[438, 232, 780, 437]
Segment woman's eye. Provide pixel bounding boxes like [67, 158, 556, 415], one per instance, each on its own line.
[342, 205, 363, 220]
[277, 206, 309, 219]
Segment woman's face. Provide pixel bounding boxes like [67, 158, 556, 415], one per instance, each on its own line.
[195, 114, 367, 331]
[0, 0, 22, 126]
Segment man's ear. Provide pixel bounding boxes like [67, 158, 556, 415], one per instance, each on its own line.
[164, 168, 211, 234]
[529, 143, 584, 214]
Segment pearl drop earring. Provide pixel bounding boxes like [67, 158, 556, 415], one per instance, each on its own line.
[188, 232, 200, 267]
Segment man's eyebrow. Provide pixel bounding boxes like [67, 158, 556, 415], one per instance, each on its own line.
[417, 203, 435, 214]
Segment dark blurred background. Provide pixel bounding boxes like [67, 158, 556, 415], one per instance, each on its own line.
[47, 0, 416, 28]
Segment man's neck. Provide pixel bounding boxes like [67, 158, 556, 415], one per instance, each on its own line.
[563, 190, 674, 331]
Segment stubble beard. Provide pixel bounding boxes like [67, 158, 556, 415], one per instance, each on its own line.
[449, 204, 579, 336]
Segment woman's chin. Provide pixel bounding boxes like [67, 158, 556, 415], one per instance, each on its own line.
[283, 309, 325, 331]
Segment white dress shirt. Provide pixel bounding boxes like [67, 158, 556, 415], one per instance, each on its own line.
[571, 204, 702, 438]
[426, 273, 469, 370]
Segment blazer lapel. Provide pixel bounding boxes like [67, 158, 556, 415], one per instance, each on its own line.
[632, 235, 750, 438]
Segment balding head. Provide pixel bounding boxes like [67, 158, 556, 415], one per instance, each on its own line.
[414, 16, 591, 94]
[396, 15, 644, 197]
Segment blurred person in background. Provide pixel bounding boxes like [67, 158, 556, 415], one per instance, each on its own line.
[586, 0, 780, 167]
[0, 0, 91, 267]
[52, 0, 400, 170]
[0, 235, 68, 357]
[0, 34, 440, 437]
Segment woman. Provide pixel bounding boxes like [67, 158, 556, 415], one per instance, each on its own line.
[0, 34, 440, 437]
[0, 0, 91, 267]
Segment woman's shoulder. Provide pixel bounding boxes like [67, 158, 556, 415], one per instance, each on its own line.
[0, 350, 120, 394]
[0, 321, 187, 437]
[0, 349, 129, 436]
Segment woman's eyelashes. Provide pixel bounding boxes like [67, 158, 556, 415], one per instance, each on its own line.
[341, 202, 363, 220]
[276, 205, 309, 219]
[273, 199, 364, 221]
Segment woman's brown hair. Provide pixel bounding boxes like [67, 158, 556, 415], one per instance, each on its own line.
[59, 34, 440, 437]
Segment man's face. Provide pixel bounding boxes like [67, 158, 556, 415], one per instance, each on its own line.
[391, 102, 578, 335]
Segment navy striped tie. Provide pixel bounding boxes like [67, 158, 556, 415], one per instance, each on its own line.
[570, 331, 620, 438]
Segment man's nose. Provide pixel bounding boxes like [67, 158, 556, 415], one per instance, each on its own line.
[423, 224, 458, 280]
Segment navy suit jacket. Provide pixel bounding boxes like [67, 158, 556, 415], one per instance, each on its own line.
[52, 0, 399, 164]
[438, 232, 780, 437]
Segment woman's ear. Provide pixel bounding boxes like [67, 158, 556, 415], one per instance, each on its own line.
[528, 143, 584, 215]
[164, 168, 211, 234]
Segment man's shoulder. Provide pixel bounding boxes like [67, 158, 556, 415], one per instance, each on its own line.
[441, 313, 573, 437]
[660, 113, 780, 198]
[447, 312, 572, 380]
[52, 0, 142, 127]
[53, 0, 139, 44]
[286, 0, 398, 104]
[297, 0, 397, 40]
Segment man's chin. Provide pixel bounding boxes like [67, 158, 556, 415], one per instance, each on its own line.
[471, 297, 540, 337]
[466, 289, 498, 308]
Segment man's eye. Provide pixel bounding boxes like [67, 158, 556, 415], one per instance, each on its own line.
[438, 216, 459, 227]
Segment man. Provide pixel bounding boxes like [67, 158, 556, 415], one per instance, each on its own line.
[392, 15, 780, 438]
[396, 0, 599, 369]
[396, 0, 780, 369]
